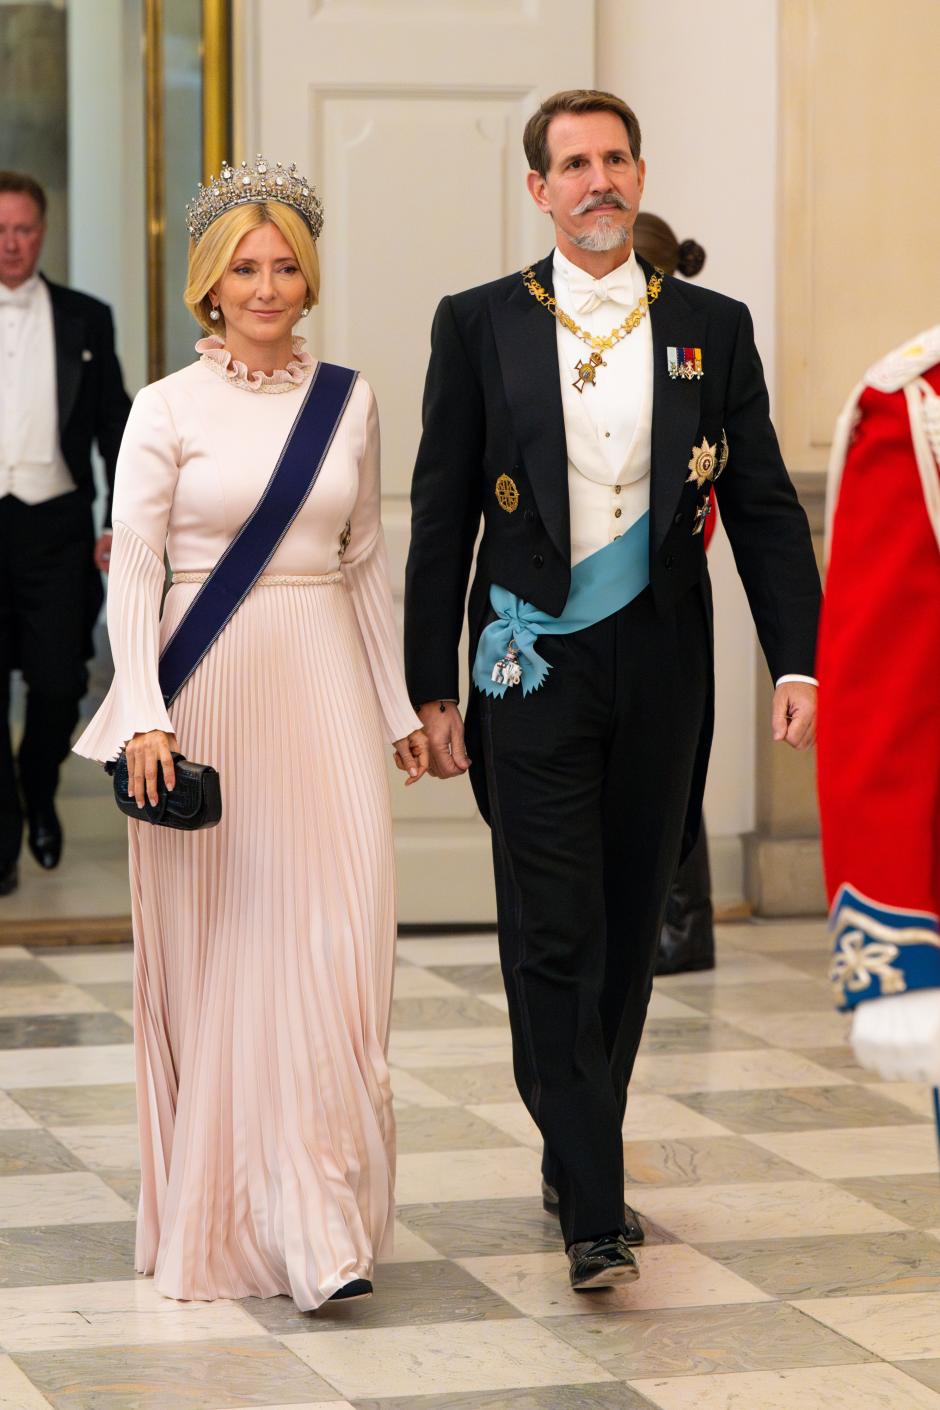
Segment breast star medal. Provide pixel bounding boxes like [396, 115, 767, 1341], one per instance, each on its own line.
[495, 474, 520, 513]
[687, 437, 718, 488]
[573, 352, 607, 394]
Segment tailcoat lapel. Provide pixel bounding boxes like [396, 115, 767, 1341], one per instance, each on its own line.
[45, 277, 84, 434]
[490, 251, 570, 564]
[642, 257, 706, 548]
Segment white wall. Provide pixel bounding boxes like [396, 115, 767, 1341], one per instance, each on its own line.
[68, 0, 146, 398]
[597, 0, 779, 902]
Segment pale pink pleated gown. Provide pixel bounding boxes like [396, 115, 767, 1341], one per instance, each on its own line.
[75, 338, 421, 1309]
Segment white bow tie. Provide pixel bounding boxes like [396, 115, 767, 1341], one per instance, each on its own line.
[0, 282, 33, 310]
[564, 266, 634, 316]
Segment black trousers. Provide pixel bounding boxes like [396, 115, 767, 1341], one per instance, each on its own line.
[479, 585, 710, 1246]
[658, 817, 715, 974]
[0, 493, 94, 866]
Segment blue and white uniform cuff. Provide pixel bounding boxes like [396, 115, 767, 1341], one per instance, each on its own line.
[829, 884, 940, 1011]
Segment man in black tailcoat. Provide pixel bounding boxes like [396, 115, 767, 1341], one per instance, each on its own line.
[404, 91, 820, 1290]
[0, 171, 130, 895]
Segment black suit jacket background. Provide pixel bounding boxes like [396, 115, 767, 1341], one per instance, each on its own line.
[404, 252, 821, 828]
[39, 277, 130, 651]
[44, 275, 131, 528]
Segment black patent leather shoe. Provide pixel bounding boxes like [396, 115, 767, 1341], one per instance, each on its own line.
[0, 861, 18, 896]
[568, 1233, 640, 1291]
[328, 1277, 373, 1301]
[654, 933, 715, 975]
[542, 1179, 645, 1246]
[27, 807, 62, 871]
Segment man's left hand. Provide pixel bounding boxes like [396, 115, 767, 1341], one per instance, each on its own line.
[771, 681, 817, 750]
[93, 532, 113, 573]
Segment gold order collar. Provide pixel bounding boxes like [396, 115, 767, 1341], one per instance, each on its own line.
[520, 263, 664, 353]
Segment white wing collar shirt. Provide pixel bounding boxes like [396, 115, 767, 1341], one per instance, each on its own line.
[552, 245, 653, 567]
[0, 274, 74, 503]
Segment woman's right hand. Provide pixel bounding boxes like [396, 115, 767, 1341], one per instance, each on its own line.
[125, 731, 179, 808]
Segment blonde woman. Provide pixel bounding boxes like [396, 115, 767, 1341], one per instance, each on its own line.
[75, 159, 428, 1309]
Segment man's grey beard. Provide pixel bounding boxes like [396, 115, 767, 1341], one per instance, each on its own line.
[569, 192, 633, 252]
[570, 217, 632, 253]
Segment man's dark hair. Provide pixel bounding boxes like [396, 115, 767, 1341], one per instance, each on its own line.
[0, 171, 47, 220]
[523, 90, 642, 178]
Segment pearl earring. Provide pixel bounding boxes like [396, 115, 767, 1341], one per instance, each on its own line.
[209, 307, 221, 322]
[301, 305, 309, 318]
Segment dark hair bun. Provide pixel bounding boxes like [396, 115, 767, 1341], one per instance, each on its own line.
[677, 239, 706, 278]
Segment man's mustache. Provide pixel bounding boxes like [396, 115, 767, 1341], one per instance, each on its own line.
[570, 191, 632, 216]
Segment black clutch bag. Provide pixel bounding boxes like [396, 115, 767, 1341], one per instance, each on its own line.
[106, 752, 222, 830]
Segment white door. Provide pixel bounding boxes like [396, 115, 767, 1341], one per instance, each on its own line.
[239, 0, 595, 922]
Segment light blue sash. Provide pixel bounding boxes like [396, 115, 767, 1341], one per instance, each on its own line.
[473, 510, 650, 698]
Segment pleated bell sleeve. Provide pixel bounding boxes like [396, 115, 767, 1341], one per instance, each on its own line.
[341, 386, 423, 744]
[73, 384, 181, 763]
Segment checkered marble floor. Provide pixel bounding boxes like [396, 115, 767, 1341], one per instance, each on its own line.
[0, 923, 938, 1410]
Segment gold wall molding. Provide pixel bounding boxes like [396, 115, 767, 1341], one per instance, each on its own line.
[202, 0, 232, 178]
[145, 0, 232, 382]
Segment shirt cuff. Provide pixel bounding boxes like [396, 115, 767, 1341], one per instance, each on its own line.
[775, 674, 819, 688]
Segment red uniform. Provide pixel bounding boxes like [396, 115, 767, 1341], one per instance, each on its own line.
[817, 329, 940, 1011]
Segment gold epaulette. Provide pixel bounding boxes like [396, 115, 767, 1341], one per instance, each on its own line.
[864, 324, 940, 393]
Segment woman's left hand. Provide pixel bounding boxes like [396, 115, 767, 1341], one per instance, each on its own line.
[393, 729, 430, 786]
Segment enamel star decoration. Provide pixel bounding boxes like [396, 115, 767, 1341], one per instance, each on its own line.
[687, 437, 718, 488]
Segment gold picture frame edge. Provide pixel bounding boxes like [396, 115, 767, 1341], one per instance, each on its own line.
[144, 0, 232, 383]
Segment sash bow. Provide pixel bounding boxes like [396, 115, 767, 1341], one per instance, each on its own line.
[474, 510, 651, 699]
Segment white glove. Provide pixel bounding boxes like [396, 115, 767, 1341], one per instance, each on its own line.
[851, 987, 940, 1084]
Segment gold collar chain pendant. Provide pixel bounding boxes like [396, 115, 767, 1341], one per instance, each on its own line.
[521, 264, 664, 394]
[573, 352, 606, 393]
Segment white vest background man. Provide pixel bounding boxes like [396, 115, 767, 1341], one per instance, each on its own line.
[0, 171, 130, 895]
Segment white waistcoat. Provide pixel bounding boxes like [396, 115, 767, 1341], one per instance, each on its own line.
[0, 275, 74, 503]
[552, 247, 653, 567]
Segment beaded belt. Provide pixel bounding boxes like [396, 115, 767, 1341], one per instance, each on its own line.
[172, 571, 343, 586]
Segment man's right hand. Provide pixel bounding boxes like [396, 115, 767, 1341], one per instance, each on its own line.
[418, 701, 471, 779]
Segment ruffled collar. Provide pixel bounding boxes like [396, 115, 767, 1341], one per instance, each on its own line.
[195, 335, 315, 393]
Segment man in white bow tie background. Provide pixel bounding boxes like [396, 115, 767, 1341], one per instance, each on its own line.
[0, 171, 130, 895]
[405, 90, 820, 1291]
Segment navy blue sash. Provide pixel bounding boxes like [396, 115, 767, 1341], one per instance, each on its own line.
[158, 360, 358, 707]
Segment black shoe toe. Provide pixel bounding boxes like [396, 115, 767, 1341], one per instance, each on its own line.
[328, 1277, 373, 1301]
[0, 861, 18, 896]
[27, 807, 62, 870]
[623, 1202, 645, 1246]
[567, 1233, 640, 1291]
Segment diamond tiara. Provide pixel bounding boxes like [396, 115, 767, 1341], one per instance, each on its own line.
[185, 156, 324, 244]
